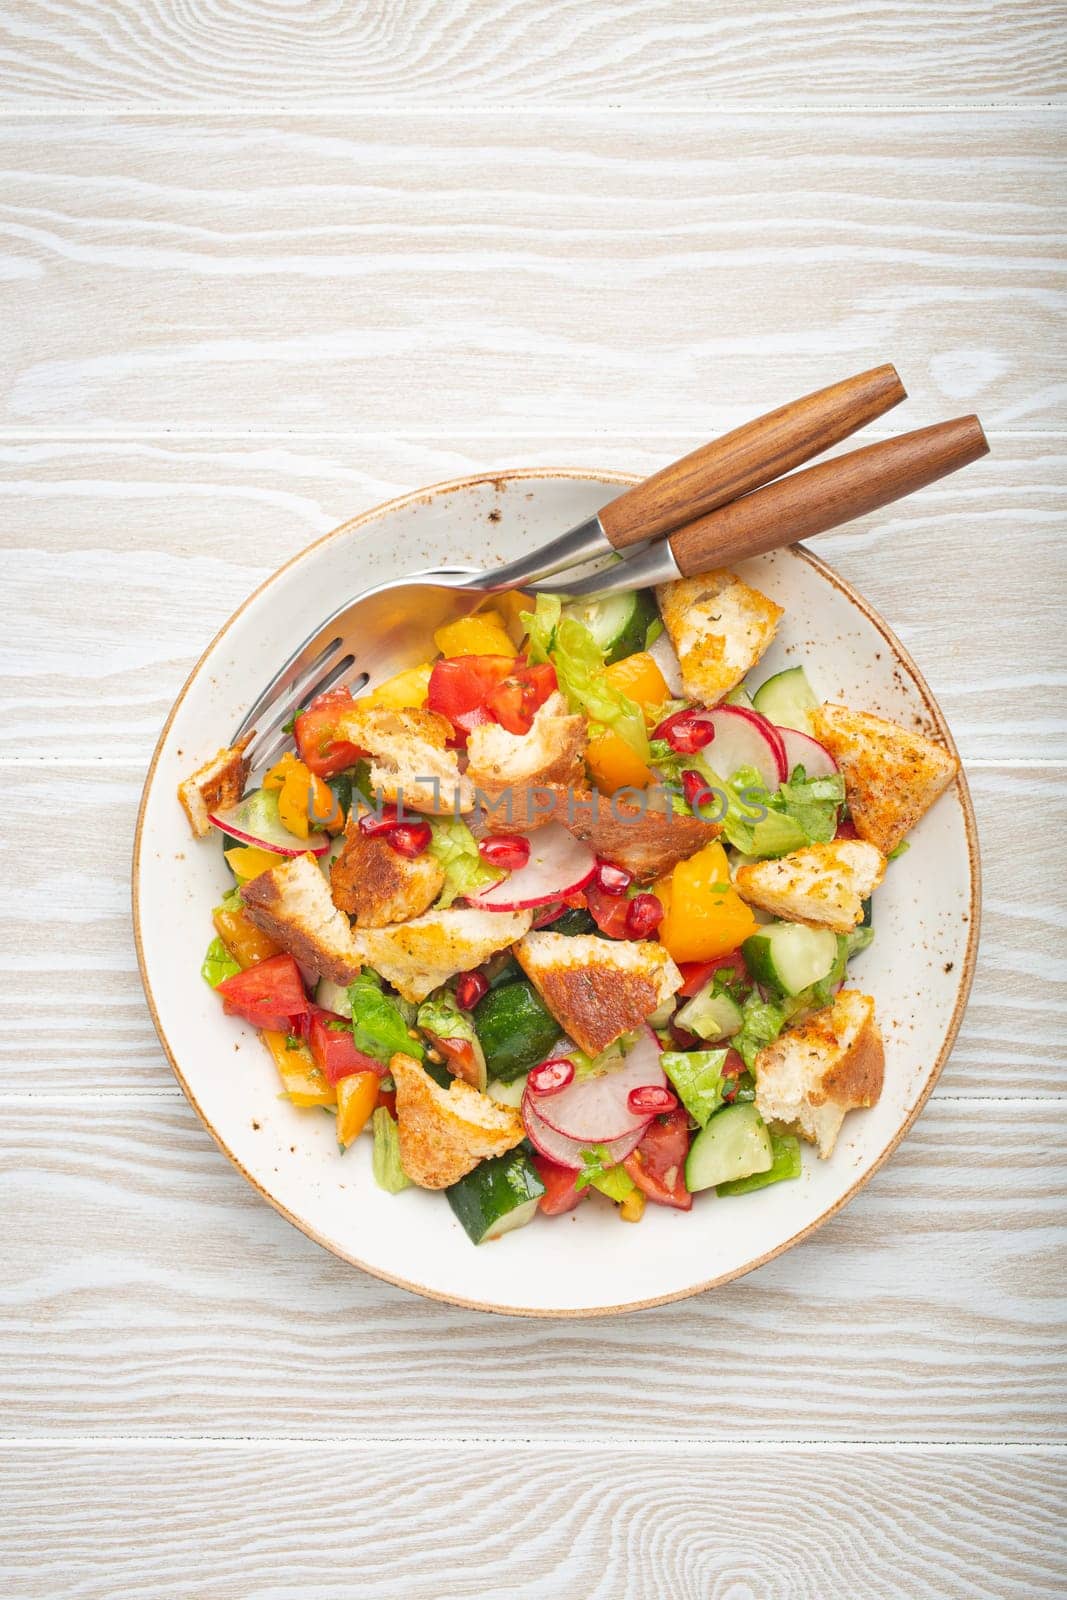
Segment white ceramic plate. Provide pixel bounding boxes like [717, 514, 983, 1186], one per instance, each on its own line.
[134, 470, 979, 1317]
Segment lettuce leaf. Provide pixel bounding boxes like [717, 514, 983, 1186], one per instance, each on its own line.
[201, 936, 240, 989]
[428, 816, 503, 908]
[371, 1107, 411, 1193]
[661, 1048, 729, 1127]
[521, 596, 649, 762]
[348, 971, 424, 1063]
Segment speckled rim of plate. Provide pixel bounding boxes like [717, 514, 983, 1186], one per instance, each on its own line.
[132, 467, 981, 1318]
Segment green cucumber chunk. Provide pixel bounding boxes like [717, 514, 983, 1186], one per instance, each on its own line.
[315, 976, 353, 1018]
[751, 666, 817, 732]
[742, 922, 840, 998]
[447, 1150, 545, 1243]
[473, 979, 562, 1082]
[724, 684, 755, 710]
[560, 589, 659, 665]
[675, 985, 745, 1043]
[717, 1131, 802, 1195]
[685, 1103, 774, 1192]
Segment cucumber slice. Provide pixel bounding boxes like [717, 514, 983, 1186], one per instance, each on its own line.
[685, 1103, 773, 1192]
[487, 1075, 527, 1108]
[724, 684, 755, 710]
[473, 980, 561, 1082]
[742, 922, 840, 998]
[752, 666, 818, 733]
[717, 1131, 802, 1195]
[315, 977, 353, 1018]
[561, 589, 659, 665]
[675, 985, 744, 1042]
[447, 1150, 545, 1243]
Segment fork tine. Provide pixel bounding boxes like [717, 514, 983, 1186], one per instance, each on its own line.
[234, 637, 351, 748]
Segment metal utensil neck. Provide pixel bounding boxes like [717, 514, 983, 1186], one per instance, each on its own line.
[528, 538, 684, 597]
[470, 513, 611, 590]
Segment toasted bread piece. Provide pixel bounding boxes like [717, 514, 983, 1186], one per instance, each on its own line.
[515, 930, 682, 1056]
[467, 692, 587, 833]
[811, 702, 959, 856]
[655, 571, 782, 705]
[336, 704, 473, 816]
[177, 733, 253, 839]
[390, 1053, 525, 1188]
[241, 853, 362, 985]
[735, 839, 886, 933]
[555, 787, 721, 881]
[754, 989, 884, 1158]
[352, 907, 533, 1003]
[330, 806, 445, 926]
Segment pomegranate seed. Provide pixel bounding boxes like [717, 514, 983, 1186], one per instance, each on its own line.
[653, 708, 715, 754]
[625, 893, 664, 938]
[681, 769, 714, 813]
[455, 970, 489, 1010]
[479, 834, 531, 872]
[627, 1084, 678, 1115]
[593, 860, 632, 896]
[387, 821, 432, 858]
[528, 1057, 575, 1097]
[358, 804, 401, 837]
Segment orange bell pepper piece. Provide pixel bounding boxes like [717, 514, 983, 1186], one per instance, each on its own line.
[600, 651, 670, 711]
[585, 732, 653, 795]
[212, 903, 281, 969]
[655, 841, 759, 963]
[336, 1070, 380, 1147]
[266, 754, 343, 837]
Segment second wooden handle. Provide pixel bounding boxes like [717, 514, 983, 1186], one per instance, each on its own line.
[668, 415, 990, 577]
[598, 364, 906, 549]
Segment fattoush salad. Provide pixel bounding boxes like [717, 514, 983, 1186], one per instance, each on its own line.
[179, 573, 959, 1244]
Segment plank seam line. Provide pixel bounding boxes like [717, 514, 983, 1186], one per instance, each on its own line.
[0, 429, 1063, 443]
[0, 1437, 1063, 1452]
[0, 104, 1062, 117]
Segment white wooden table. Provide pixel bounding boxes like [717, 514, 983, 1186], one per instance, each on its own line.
[1, 6, 1064, 1596]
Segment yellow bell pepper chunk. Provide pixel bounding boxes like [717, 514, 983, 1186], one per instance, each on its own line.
[619, 1188, 646, 1223]
[224, 845, 288, 883]
[585, 733, 653, 795]
[262, 1030, 336, 1108]
[655, 840, 759, 963]
[600, 651, 670, 712]
[262, 751, 301, 792]
[433, 611, 518, 660]
[266, 755, 342, 838]
[212, 903, 280, 969]
[360, 662, 432, 711]
[335, 1069, 380, 1147]
[494, 589, 534, 646]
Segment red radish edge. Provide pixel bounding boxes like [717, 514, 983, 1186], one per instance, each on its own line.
[522, 1098, 647, 1171]
[776, 725, 839, 781]
[208, 808, 329, 859]
[468, 822, 596, 911]
[703, 705, 788, 789]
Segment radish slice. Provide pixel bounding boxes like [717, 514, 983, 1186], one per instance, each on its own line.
[467, 822, 595, 910]
[209, 788, 329, 858]
[777, 726, 839, 781]
[522, 1097, 647, 1171]
[703, 705, 788, 789]
[532, 1027, 667, 1143]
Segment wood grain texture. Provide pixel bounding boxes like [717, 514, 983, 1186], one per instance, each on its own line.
[0, 0, 1064, 107]
[1, 1097, 1064, 1440]
[1, 433, 1063, 764]
[0, 115, 1062, 433]
[2, 1446, 1064, 1600]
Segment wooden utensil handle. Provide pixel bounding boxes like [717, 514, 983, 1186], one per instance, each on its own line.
[667, 415, 989, 577]
[598, 364, 906, 549]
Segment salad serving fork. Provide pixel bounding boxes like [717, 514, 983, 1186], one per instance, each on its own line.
[234, 367, 987, 773]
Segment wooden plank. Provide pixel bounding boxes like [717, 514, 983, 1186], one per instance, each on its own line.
[0, 1, 1063, 107]
[0, 115, 1061, 433]
[1, 1447, 1064, 1600]
[0, 1097, 1063, 1441]
[0, 434, 1062, 765]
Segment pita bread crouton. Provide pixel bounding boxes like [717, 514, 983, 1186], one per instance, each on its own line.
[754, 989, 884, 1158]
[515, 930, 682, 1056]
[555, 787, 721, 881]
[352, 907, 533, 1003]
[330, 806, 445, 926]
[177, 733, 253, 839]
[241, 853, 362, 985]
[811, 702, 959, 856]
[655, 571, 782, 705]
[735, 839, 886, 933]
[336, 704, 473, 816]
[390, 1052, 524, 1188]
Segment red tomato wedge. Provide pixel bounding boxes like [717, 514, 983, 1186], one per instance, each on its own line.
[530, 1153, 587, 1216]
[585, 880, 636, 939]
[294, 686, 365, 779]
[484, 661, 557, 735]
[623, 1109, 693, 1210]
[216, 954, 310, 1032]
[306, 1004, 384, 1085]
[427, 655, 515, 736]
[677, 950, 749, 997]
